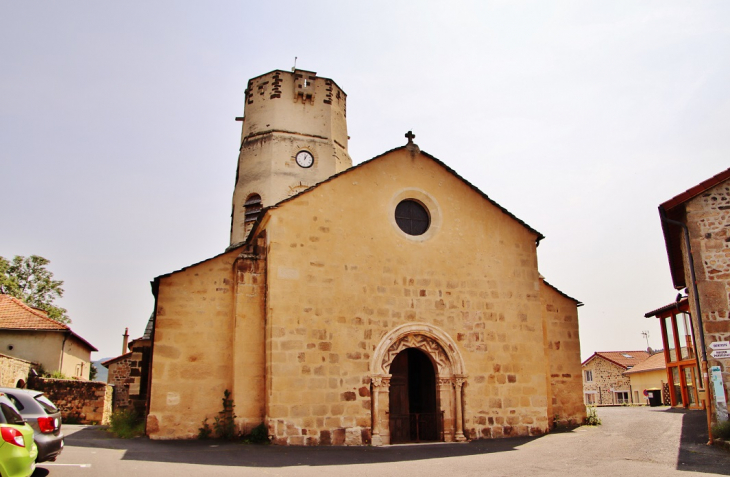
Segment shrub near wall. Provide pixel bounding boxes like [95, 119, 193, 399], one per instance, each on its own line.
[29, 376, 112, 425]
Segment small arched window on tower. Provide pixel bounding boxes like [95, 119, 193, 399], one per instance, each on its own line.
[244, 194, 263, 225]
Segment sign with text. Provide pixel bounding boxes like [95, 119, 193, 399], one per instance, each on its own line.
[710, 341, 730, 350]
[711, 366, 728, 422]
[711, 349, 730, 359]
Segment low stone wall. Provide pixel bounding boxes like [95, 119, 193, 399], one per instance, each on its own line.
[29, 376, 112, 425]
[0, 353, 33, 388]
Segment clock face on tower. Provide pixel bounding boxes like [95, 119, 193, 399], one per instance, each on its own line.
[295, 150, 314, 168]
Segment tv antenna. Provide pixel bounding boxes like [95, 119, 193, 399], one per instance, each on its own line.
[292, 56, 298, 72]
[641, 330, 650, 348]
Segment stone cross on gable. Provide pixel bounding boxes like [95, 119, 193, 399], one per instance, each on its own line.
[405, 130, 415, 145]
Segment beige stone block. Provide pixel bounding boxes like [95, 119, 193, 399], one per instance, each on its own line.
[325, 417, 342, 427]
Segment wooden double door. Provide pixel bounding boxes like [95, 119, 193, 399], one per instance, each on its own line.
[389, 348, 442, 443]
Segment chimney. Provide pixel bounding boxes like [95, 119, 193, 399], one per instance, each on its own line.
[122, 328, 129, 353]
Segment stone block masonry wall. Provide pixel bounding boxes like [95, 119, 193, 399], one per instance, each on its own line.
[582, 358, 629, 405]
[29, 376, 112, 425]
[685, 179, 730, 408]
[540, 283, 584, 426]
[0, 354, 33, 388]
[106, 348, 149, 416]
[262, 150, 567, 445]
[147, 249, 240, 440]
[107, 356, 132, 410]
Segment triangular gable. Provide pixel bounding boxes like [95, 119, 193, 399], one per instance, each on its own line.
[264, 145, 544, 243]
[101, 352, 133, 368]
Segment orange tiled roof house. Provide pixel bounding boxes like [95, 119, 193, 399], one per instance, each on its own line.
[623, 352, 670, 406]
[0, 294, 97, 381]
[582, 351, 650, 406]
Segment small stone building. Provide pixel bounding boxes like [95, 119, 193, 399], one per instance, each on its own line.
[103, 320, 153, 416]
[146, 69, 586, 445]
[582, 351, 650, 405]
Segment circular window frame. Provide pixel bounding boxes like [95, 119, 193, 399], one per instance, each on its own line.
[389, 188, 442, 242]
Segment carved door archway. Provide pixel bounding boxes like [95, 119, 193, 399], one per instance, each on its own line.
[369, 323, 467, 446]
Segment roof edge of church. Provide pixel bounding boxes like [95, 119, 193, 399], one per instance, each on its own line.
[153, 243, 247, 282]
[270, 145, 545, 242]
[542, 279, 583, 306]
[417, 149, 545, 242]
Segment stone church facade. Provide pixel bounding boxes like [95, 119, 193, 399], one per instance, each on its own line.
[146, 69, 585, 444]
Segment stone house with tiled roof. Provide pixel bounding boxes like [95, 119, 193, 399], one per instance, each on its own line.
[582, 351, 650, 405]
[0, 294, 97, 380]
[656, 167, 730, 421]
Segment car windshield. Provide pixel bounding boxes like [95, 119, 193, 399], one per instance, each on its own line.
[1, 403, 25, 425]
[35, 394, 58, 413]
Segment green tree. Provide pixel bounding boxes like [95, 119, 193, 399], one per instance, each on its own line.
[0, 255, 70, 324]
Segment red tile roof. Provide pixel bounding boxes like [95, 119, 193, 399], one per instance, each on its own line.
[0, 295, 67, 330]
[660, 167, 730, 212]
[0, 294, 97, 351]
[623, 352, 667, 375]
[582, 351, 651, 369]
[658, 168, 730, 289]
[644, 297, 689, 318]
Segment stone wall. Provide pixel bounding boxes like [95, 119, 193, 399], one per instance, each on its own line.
[540, 282, 584, 426]
[107, 355, 132, 409]
[0, 353, 33, 388]
[147, 249, 240, 439]
[684, 179, 730, 406]
[582, 357, 630, 405]
[106, 346, 150, 416]
[29, 376, 112, 425]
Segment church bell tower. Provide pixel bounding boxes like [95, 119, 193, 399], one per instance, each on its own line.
[229, 69, 352, 245]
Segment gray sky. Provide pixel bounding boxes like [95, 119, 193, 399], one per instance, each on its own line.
[2, 1, 729, 362]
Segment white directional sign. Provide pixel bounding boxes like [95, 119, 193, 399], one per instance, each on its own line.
[711, 349, 730, 359]
[710, 341, 730, 350]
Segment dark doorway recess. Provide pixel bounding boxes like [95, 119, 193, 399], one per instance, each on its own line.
[389, 348, 441, 443]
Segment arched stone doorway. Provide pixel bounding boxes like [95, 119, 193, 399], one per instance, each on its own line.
[370, 323, 467, 446]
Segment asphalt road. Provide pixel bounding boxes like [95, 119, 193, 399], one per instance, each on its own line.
[34, 407, 730, 477]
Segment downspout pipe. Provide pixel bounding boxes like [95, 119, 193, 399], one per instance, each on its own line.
[659, 207, 713, 445]
[58, 331, 70, 376]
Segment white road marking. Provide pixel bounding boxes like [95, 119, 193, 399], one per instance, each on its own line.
[41, 463, 92, 467]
